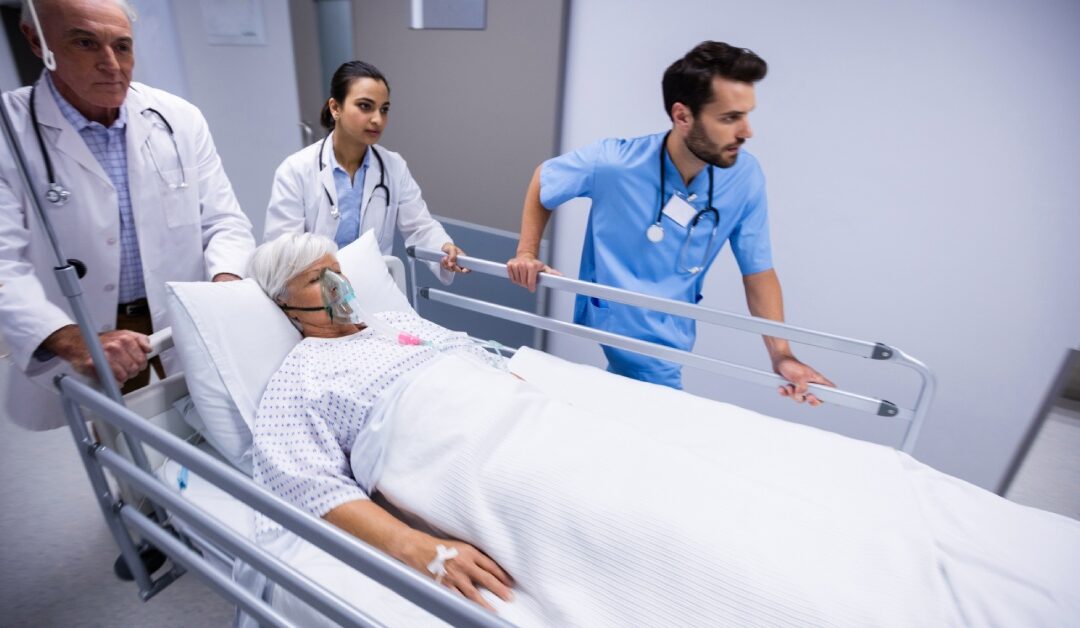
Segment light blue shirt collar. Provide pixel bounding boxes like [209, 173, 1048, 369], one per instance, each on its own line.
[45, 71, 128, 131]
[326, 141, 372, 183]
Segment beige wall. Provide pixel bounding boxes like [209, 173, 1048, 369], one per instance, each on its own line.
[352, 0, 568, 232]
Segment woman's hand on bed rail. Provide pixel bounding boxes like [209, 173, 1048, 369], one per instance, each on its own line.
[508, 252, 562, 292]
[773, 355, 835, 407]
[403, 532, 515, 611]
[440, 242, 471, 274]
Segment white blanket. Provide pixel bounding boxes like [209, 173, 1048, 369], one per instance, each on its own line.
[260, 350, 1080, 627]
[375, 351, 1080, 627]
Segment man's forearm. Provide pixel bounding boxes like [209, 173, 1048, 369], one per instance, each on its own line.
[516, 166, 551, 258]
[742, 269, 793, 363]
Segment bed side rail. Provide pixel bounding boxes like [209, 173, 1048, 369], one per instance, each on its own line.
[57, 375, 512, 628]
[407, 246, 935, 453]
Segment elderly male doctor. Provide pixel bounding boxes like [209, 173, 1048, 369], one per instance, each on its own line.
[0, 0, 255, 430]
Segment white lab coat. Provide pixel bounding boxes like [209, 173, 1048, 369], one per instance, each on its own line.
[263, 133, 454, 284]
[0, 76, 255, 430]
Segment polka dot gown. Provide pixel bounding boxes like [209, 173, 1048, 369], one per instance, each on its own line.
[252, 311, 502, 540]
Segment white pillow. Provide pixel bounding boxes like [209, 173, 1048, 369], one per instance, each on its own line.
[166, 229, 413, 473]
[338, 230, 413, 314]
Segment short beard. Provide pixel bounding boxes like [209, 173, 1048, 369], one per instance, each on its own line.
[685, 119, 739, 169]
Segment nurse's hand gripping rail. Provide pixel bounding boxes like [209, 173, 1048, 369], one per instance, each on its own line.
[407, 246, 936, 453]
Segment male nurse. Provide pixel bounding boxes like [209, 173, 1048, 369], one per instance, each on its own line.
[508, 41, 832, 402]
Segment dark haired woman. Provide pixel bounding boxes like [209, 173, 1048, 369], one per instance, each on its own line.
[265, 60, 465, 281]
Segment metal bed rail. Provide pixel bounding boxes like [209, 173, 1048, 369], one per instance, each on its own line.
[57, 375, 513, 628]
[408, 246, 936, 453]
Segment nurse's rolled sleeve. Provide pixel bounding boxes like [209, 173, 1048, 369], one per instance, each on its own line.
[729, 182, 774, 276]
[538, 139, 609, 209]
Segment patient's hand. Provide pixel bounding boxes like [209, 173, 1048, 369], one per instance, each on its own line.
[403, 532, 514, 611]
[773, 355, 834, 407]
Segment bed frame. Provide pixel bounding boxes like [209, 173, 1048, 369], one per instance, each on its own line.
[50, 248, 935, 627]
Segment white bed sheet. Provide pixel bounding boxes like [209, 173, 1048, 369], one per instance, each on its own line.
[160, 347, 1080, 627]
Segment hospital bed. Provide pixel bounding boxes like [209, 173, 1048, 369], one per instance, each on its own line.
[44, 229, 956, 627]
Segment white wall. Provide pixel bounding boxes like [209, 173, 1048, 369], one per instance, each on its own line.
[129, 0, 190, 99]
[550, 0, 1080, 489]
[166, 0, 303, 240]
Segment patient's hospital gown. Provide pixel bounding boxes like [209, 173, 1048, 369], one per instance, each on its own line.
[252, 311, 499, 540]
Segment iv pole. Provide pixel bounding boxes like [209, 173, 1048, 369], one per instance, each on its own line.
[0, 0, 175, 586]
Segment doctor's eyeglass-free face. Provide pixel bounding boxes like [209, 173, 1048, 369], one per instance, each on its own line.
[22, 0, 135, 125]
[329, 77, 390, 151]
[680, 77, 755, 169]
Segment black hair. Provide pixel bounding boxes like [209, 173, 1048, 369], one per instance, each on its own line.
[661, 41, 767, 120]
[320, 60, 390, 130]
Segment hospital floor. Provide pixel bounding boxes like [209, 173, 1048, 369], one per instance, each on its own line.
[0, 399, 232, 627]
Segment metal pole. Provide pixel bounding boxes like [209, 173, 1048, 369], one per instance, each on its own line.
[120, 508, 297, 628]
[61, 394, 155, 593]
[409, 246, 893, 359]
[97, 448, 387, 627]
[423, 287, 906, 420]
[1, 84, 168, 523]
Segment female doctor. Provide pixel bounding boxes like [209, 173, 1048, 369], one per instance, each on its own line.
[264, 61, 465, 283]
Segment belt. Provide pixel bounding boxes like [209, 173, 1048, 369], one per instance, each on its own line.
[118, 298, 150, 317]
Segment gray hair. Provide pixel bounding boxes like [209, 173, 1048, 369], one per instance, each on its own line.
[248, 233, 338, 302]
[20, 0, 138, 27]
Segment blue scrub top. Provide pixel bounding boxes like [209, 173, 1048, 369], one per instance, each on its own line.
[540, 131, 773, 388]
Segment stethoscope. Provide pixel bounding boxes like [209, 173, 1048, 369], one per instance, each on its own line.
[646, 132, 720, 274]
[29, 84, 188, 208]
[318, 133, 390, 220]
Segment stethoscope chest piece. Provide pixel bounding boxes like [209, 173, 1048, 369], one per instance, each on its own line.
[646, 223, 665, 243]
[45, 182, 70, 206]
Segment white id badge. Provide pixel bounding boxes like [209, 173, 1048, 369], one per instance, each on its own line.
[661, 194, 698, 228]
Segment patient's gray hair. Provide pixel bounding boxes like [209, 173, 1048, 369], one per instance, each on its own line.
[248, 233, 338, 302]
[21, 0, 138, 27]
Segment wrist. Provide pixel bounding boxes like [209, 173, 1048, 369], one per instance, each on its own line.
[515, 249, 538, 259]
[390, 529, 426, 564]
[42, 325, 82, 361]
[770, 351, 796, 370]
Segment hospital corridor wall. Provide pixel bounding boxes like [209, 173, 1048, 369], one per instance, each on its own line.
[549, 0, 1080, 492]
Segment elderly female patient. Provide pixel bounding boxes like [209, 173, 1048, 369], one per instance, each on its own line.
[248, 233, 1079, 627]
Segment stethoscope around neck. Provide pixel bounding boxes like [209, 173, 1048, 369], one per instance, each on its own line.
[28, 83, 188, 208]
[647, 132, 721, 274]
[318, 133, 389, 220]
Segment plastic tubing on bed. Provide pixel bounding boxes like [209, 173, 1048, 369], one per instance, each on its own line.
[57, 375, 514, 628]
[406, 246, 936, 454]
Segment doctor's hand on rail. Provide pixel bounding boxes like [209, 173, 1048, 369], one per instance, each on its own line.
[773, 355, 835, 407]
[402, 532, 515, 611]
[507, 252, 563, 292]
[40, 325, 150, 384]
[440, 242, 471, 274]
